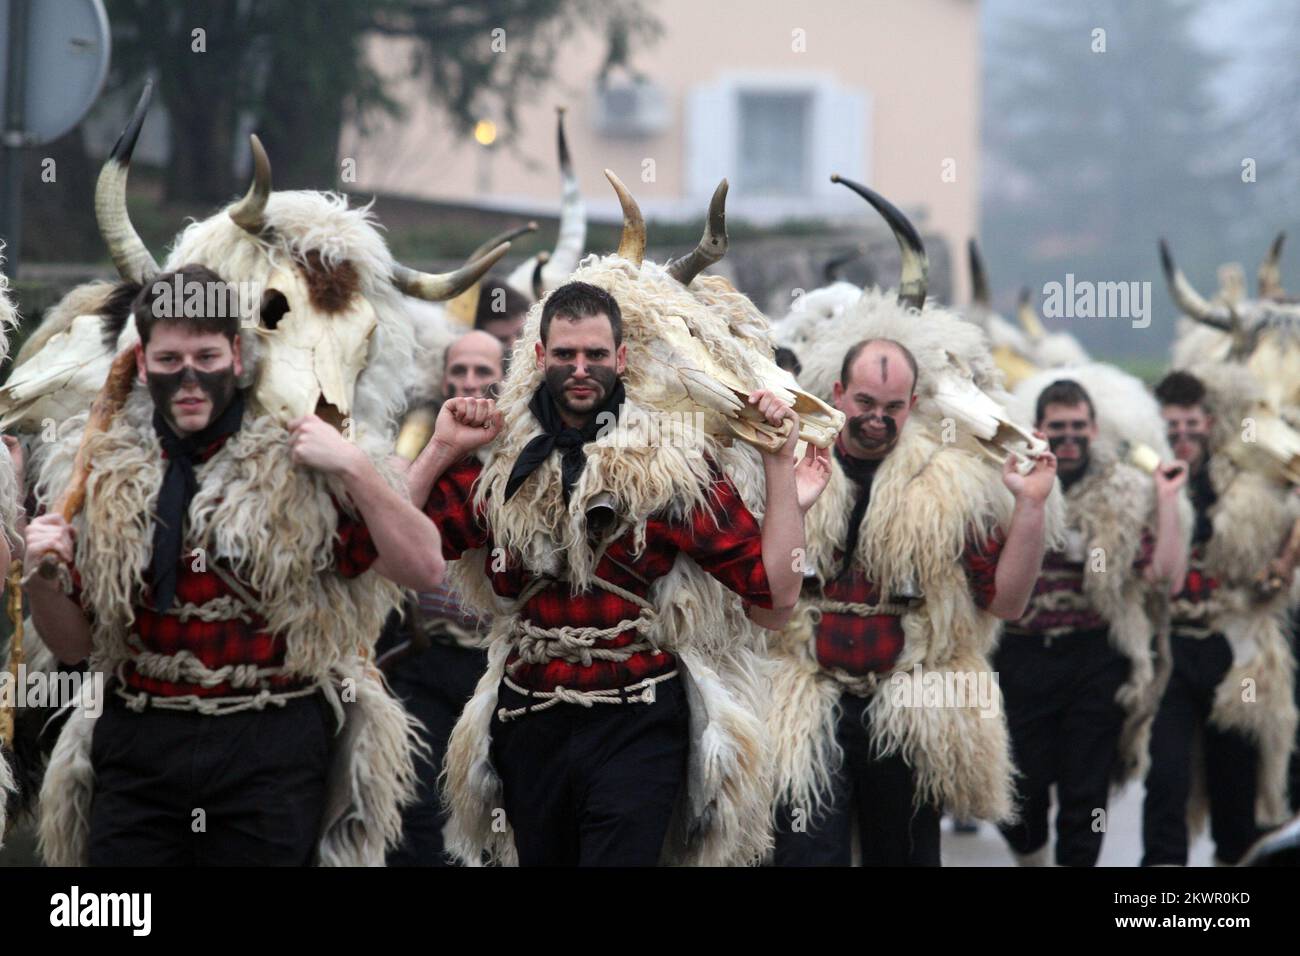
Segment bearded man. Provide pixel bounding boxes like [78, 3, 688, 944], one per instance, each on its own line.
[406, 280, 828, 865]
[770, 338, 1057, 866]
[997, 378, 1187, 867]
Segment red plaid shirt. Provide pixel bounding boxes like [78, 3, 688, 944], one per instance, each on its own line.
[425, 457, 773, 692]
[1006, 528, 1155, 638]
[812, 529, 1003, 676]
[1170, 543, 1218, 635]
[69, 435, 379, 698]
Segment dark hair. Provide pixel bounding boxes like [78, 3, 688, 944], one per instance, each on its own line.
[132, 264, 240, 346]
[1154, 370, 1208, 410]
[775, 346, 802, 378]
[474, 278, 531, 328]
[1035, 379, 1095, 425]
[539, 281, 623, 346]
[839, 338, 919, 393]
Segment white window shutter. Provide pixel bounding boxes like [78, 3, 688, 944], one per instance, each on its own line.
[685, 82, 735, 204]
[812, 86, 870, 201]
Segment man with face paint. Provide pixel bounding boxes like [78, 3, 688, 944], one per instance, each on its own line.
[770, 338, 1058, 866]
[23, 265, 447, 866]
[996, 378, 1188, 867]
[406, 281, 827, 865]
[378, 328, 505, 866]
[1142, 371, 1295, 865]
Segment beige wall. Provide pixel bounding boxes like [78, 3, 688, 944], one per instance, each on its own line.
[341, 0, 980, 300]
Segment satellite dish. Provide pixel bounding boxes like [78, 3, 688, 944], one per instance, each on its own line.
[0, 0, 111, 147]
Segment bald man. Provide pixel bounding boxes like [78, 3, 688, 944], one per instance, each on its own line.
[770, 337, 1055, 866]
[381, 329, 505, 866]
[443, 330, 505, 400]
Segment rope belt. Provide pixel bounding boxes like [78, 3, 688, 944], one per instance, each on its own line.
[508, 573, 663, 668]
[824, 668, 881, 697]
[500, 562, 673, 718]
[106, 565, 348, 724]
[114, 680, 322, 716]
[164, 594, 255, 624]
[1170, 597, 1220, 639]
[124, 637, 281, 690]
[812, 598, 909, 618]
[496, 669, 679, 722]
[114, 633, 340, 720]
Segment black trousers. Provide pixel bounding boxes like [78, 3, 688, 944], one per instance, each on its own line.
[1142, 632, 1261, 865]
[489, 676, 688, 866]
[772, 691, 941, 867]
[995, 629, 1130, 866]
[87, 689, 334, 866]
[384, 639, 487, 867]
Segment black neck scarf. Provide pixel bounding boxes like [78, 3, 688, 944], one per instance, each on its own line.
[504, 379, 626, 504]
[150, 391, 245, 612]
[834, 437, 881, 579]
[1188, 457, 1217, 545]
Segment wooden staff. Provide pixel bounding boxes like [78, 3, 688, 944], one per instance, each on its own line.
[36, 348, 139, 581]
[1, 559, 22, 748]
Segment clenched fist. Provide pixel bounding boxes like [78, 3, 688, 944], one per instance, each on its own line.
[433, 398, 504, 456]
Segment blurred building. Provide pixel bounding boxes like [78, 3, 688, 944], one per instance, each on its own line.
[341, 0, 981, 300]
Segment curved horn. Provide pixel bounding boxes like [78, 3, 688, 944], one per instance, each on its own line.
[831, 174, 928, 310]
[531, 251, 551, 300]
[393, 242, 511, 302]
[549, 107, 587, 277]
[1158, 238, 1233, 331]
[1017, 286, 1045, 340]
[228, 134, 272, 234]
[95, 81, 161, 283]
[448, 222, 539, 323]
[667, 179, 728, 286]
[968, 238, 990, 307]
[470, 221, 537, 263]
[823, 246, 862, 283]
[604, 169, 645, 266]
[1258, 230, 1286, 300]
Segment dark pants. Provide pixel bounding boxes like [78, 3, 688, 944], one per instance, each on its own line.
[995, 629, 1130, 866]
[385, 639, 487, 867]
[489, 676, 688, 866]
[772, 692, 941, 866]
[1142, 632, 1261, 865]
[87, 689, 334, 866]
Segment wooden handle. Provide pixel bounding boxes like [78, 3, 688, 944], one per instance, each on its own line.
[33, 348, 139, 584]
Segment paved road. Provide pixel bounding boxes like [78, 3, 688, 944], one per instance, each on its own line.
[942, 780, 1215, 866]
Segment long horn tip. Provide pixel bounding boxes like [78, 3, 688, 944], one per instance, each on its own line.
[537, 250, 551, 264]
[1018, 286, 1031, 305]
[1157, 238, 1174, 277]
[829, 173, 842, 184]
[526, 221, 539, 232]
[480, 241, 511, 267]
[110, 81, 156, 163]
